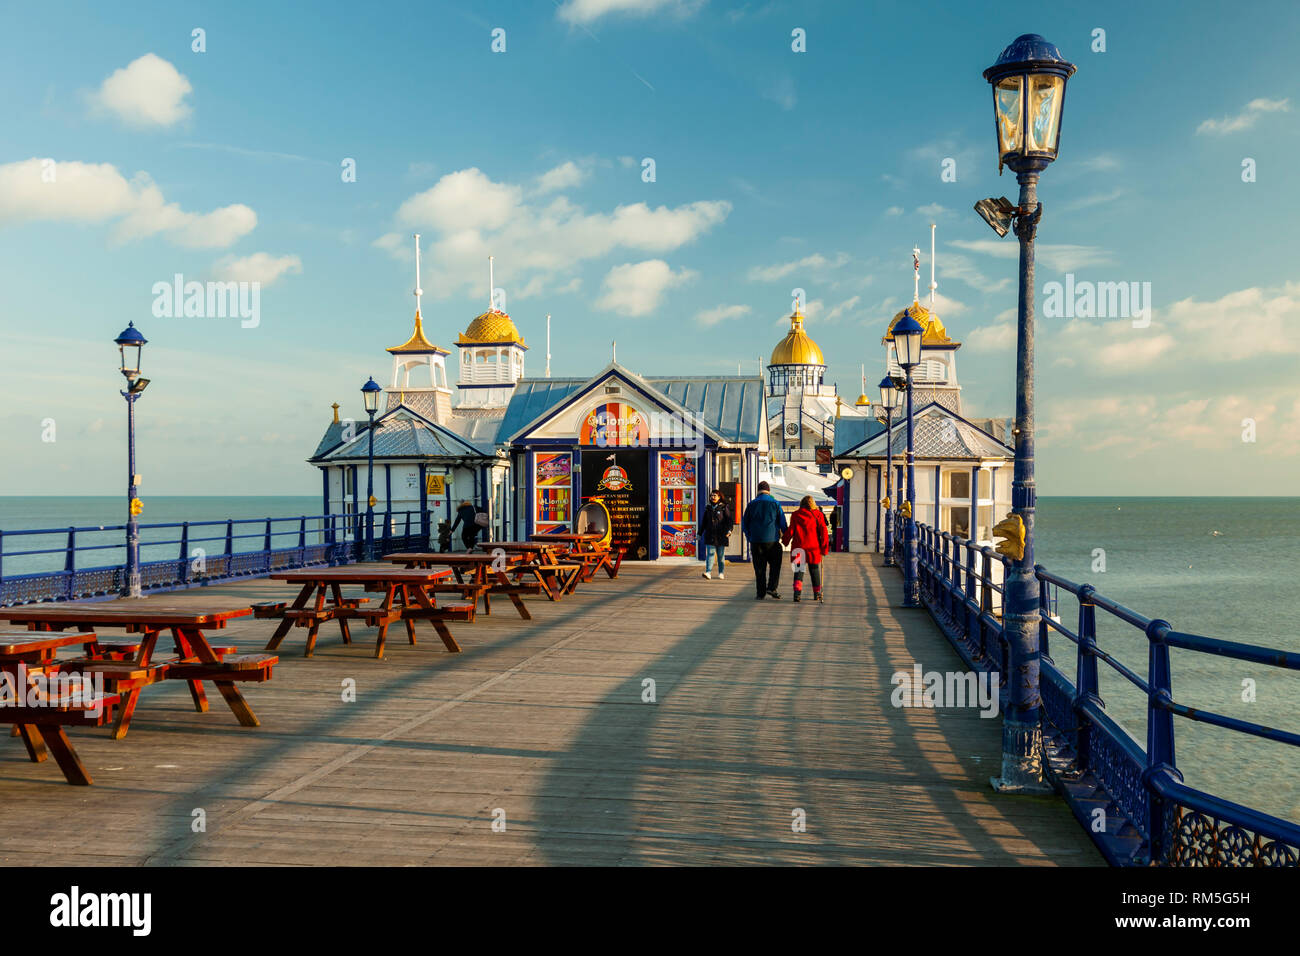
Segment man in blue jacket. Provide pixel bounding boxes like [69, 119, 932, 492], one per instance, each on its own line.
[742, 481, 788, 599]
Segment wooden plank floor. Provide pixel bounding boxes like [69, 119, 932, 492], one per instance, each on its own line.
[0, 552, 1100, 866]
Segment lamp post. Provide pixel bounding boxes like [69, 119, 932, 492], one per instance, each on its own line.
[977, 33, 1075, 794]
[892, 311, 925, 607]
[114, 323, 150, 598]
[877, 375, 902, 566]
[361, 377, 382, 561]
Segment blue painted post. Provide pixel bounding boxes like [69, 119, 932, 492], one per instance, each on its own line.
[993, 166, 1051, 794]
[419, 464, 429, 544]
[1037, 566, 1051, 661]
[123, 391, 142, 598]
[902, 368, 919, 607]
[64, 527, 75, 600]
[1074, 584, 1100, 767]
[364, 409, 376, 561]
[964, 541, 978, 645]
[297, 516, 306, 562]
[1145, 618, 1179, 863]
[180, 522, 190, 585]
[883, 411, 894, 566]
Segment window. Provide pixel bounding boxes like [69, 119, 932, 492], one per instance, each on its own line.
[462, 351, 470, 364]
[942, 506, 971, 539]
[944, 470, 971, 499]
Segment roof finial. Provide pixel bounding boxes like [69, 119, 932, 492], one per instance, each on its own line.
[912, 245, 921, 303]
[488, 255, 495, 312]
[331, 402, 340, 424]
[414, 234, 423, 313]
[546, 314, 552, 378]
[929, 223, 937, 306]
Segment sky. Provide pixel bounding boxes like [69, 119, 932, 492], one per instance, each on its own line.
[1, 0, 1297, 496]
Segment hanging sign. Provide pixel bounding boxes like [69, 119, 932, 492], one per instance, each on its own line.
[579, 402, 649, 447]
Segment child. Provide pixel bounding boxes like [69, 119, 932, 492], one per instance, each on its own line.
[784, 495, 829, 603]
[436, 521, 453, 553]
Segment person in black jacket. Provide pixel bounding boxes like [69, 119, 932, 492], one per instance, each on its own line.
[449, 500, 479, 551]
[698, 489, 734, 579]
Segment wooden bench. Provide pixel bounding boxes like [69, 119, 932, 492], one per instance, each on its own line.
[0, 692, 122, 785]
[167, 653, 278, 684]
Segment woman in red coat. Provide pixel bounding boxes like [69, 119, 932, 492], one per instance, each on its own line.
[783, 496, 829, 603]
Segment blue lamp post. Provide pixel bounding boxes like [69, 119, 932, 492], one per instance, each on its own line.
[114, 322, 150, 598]
[877, 375, 902, 566]
[977, 33, 1075, 794]
[892, 312, 925, 607]
[361, 377, 382, 561]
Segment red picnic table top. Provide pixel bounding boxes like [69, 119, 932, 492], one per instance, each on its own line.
[270, 567, 453, 584]
[0, 604, 252, 629]
[528, 533, 603, 543]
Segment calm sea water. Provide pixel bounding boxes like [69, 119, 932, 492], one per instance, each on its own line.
[1, 495, 1296, 822]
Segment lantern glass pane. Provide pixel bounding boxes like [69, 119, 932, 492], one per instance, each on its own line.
[994, 76, 1022, 154]
[1027, 74, 1064, 152]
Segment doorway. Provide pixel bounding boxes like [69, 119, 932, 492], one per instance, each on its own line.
[581, 449, 650, 560]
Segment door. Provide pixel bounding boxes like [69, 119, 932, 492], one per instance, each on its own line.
[581, 449, 650, 560]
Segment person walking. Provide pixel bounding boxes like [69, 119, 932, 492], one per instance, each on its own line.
[742, 480, 787, 599]
[786, 495, 830, 603]
[698, 489, 733, 580]
[449, 499, 479, 552]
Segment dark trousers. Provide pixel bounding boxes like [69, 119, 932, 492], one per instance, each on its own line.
[750, 541, 783, 596]
[460, 529, 478, 551]
[793, 563, 822, 591]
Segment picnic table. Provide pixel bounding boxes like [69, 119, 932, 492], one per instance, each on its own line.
[385, 552, 557, 618]
[528, 533, 625, 582]
[265, 567, 472, 658]
[0, 605, 272, 741]
[473, 542, 584, 599]
[0, 629, 119, 785]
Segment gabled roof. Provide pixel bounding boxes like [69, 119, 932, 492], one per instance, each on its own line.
[499, 363, 766, 445]
[310, 419, 362, 460]
[315, 407, 490, 462]
[836, 402, 1013, 460]
[832, 416, 888, 456]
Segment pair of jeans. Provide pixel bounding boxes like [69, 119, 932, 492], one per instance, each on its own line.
[793, 562, 822, 592]
[750, 541, 782, 596]
[702, 543, 725, 574]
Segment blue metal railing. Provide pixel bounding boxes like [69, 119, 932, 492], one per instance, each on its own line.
[895, 515, 1300, 867]
[0, 510, 431, 606]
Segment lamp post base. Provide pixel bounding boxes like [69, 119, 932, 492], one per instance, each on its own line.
[990, 717, 1053, 794]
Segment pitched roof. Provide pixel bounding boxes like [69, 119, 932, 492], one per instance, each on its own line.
[836, 402, 1012, 460]
[317, 409, 490, 462]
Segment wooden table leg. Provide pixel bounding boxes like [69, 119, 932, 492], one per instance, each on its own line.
[213, 682, 259, 727]
[267, 582, 314, 651]
[411, 586, 461, 652]
[375, 585, 396, 659]
[303, 585, 328, 657]
[330, 583, 353, 645]
[38, 724, 92, 785]
[17, 723, 47, 762]
[400, 586, 418, 646]
[111, 687, 141, 740]
[172, 628, 209, 713]
[495, 570, 532, 620]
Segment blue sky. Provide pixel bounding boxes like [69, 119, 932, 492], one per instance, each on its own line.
[2, 0, 1297, 495]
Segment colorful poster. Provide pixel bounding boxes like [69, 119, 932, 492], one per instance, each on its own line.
[659, 523, 697, 558]
[658, 452, 696, 487]
[659, 488, 695, 524]
[535, 452, 571, 531]
[579, 403, 649, 447]
[535, 452, 571, 486]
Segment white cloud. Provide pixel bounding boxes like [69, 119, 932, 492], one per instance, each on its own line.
[535, 160, 589, 195]
[696, 303, 751, 326]
[380, 166, 729, 300]
[747, 252, 849, 282]
[596, 260, 696, 316]
[372, 232, 410, 261]
[557, 0, 701, 25]
[940, 253, 1011, 294]
[916, 203, 947, 218]
[0, 158, 255, 248]
[884, 206, 904, 216]
[823, 296, 860, 322]
[1197, 98, 1290, 135]
[213, 252, 302, 286]
[91, 54, 193, 127]
[965, 321, 1016, 352]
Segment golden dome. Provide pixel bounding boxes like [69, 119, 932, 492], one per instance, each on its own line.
[769, 306, 824, 366]
[883, 299, 951, 345]
[387, 311, 449, 354]
[855, 393, 871, 406]
[457, 309, 526, 347]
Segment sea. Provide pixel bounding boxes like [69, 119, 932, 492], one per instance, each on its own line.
[0, 495, 1296, 823]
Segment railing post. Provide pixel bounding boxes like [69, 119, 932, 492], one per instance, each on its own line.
[224, 520, 234, 575]
[979, 549, 993, 662]
[263, 518, 272, 572]
[180, 522, 190, 585]
[1145, 618, 1179, 864]
[1074, 584, 1100, 768]
[1037, 566, 1051, 662]
[964, 540, 978, 646]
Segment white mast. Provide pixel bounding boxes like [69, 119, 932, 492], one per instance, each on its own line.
[488, 255, 495, 311]
[545, 313, 551, 378]
[413, 233, 423, 314]
[912, 245, 921, 302]
[612, 340, 616, 364]
[929, 223, 937, 306]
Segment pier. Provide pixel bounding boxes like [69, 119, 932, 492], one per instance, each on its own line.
[0, 553, 1098, 866]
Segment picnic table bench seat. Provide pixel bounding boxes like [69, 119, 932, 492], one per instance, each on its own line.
[166, 652, 278, 683]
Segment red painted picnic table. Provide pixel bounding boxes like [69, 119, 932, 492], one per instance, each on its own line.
[0, 629, 118, 785]
[384, 552, 550, 617]
[266, 566, 470, 658]
[528, 533, 625, 581]
[471, 543, 584, 599]
[0, 604, 272, 741]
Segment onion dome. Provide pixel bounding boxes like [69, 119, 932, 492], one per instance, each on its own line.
[855, 393, 871, 406]
[457, 308, 527, 347]
[883, 299, 951, 345]
[387, 311, 449, 355]
[770, 303, 824, 366]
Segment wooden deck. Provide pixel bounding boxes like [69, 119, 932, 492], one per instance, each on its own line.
[0, 553, 1100, 866]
